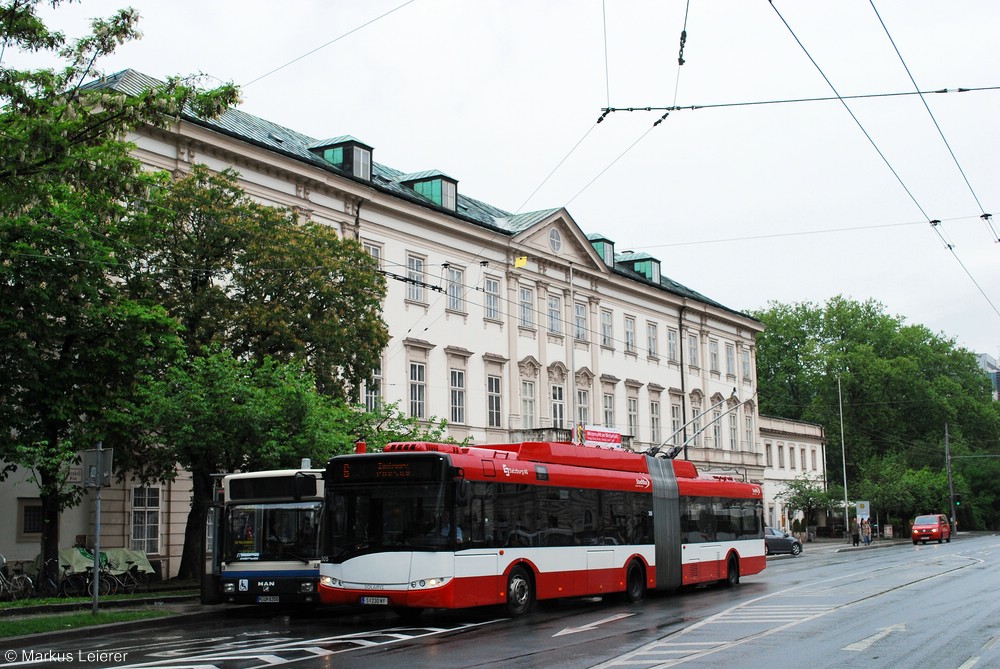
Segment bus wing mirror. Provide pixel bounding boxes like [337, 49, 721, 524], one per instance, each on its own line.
[293, 472, 318, 501]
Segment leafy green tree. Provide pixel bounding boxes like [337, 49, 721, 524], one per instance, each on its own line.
[753, 296, 1000, 529]
[108, 166, 389, 576]
[123, 166, 389, 400]
[110, 349, 358, 576]
[0, 1, 237, 569]
[852, 454, 914, 528]
[776, 475, 836, 526]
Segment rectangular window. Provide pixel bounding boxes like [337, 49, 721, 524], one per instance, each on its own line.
[801, 448, 807, 470]
[362, 242, 382, 267]
[521, 380, 535, 428]
[789, 446, 796, 469]
[624, 316, 636, 353]
[742, 349, 752, 379]
[745, 415, 754, 451]
[811, 448, 818, 470]
[17, 498, 43, 543]
[712, 410, 722, 448]
[131, 486, 160, 554]
[627, 398, 638, 437]
[551, 384, 565, 429]
[650, 401, 661, 443]
[446, 266, 465, 312]
[487, 375, 502, 428]
[406, 254, 425, 302]
[726, 343, 736, 376]
[600, 309, 613, 347]
[519, 287, 534, 328]
[765, 442, 773, 467]
[364, 364, 382, 412]
[442, 180, 456, 210]
[778, 444, 785, 468]
[647, 322, 658, 357]
[409, 362, 426, 418]
[577, 389, 590, 425]
[575, 303, 588, 341]
[671, 403, 681, 445]
[688, 334, 699, 367]
[667, 329, 678, 362]
[603, 393, 615, 428]
[450, 369, 466, 424]
[484, 277, 501, 320]
[730, 415, 738, 450]
[548, 295, 562, 334]
[710, 340, 720, 372]
[691, 409, 703, 447]
[352, 146, 371, 180]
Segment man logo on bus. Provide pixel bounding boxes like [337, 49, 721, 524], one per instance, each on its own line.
[239, 579, 248, 592]
[502, 464, 529, 477]
[635, 477, 651, 489]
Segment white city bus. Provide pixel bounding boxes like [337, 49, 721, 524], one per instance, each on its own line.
[216, 468, 324, 605]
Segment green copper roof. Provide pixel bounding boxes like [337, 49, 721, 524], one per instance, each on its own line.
[88, 69, 753, 320]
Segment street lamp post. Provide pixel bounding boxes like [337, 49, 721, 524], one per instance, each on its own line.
[838, 375, 849, 543]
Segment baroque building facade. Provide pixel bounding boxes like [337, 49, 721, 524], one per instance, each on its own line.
[1, 70, 770, 575]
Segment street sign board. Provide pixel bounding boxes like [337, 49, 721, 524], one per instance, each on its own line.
[856, 500, 870, 520]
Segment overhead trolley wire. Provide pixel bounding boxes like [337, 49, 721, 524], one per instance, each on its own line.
[868, 0, 998, 244]
[768, 0, 1000, 321]
[242, 0, 418, 88]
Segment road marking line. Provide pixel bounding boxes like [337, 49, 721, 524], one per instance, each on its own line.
[842, 624, 906, 652]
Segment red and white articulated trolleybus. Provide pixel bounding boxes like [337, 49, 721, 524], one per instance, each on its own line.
[319, 441, 764, 616]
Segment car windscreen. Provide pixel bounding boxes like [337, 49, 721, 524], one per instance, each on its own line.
[913, 515, 939, 525]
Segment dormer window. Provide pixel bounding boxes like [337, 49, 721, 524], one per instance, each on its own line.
[588, 234, 615, 266]
[617, 250, 661, 283]
[633, 259, 661, 283]
[398, 170, 458, 211]
[414, 179, 456, 209]
[309, 135, 373, 181]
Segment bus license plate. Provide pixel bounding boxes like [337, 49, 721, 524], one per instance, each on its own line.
[361, 596, 389, 605]
[257, 595, 280, 603]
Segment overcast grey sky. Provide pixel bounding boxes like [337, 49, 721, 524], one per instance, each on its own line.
[22, 1, 1000, 355]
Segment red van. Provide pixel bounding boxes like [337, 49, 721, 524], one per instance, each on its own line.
[911, 514, 951, 544]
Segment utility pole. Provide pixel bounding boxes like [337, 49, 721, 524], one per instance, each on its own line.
[945, 423, 956, 534]
[838, 375, 849, 543]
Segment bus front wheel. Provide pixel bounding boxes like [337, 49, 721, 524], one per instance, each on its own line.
[505, 565, 534, 616]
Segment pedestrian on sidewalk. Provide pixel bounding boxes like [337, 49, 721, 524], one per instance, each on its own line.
[851, 518, 860, 547]
[862, 519, 872, 546]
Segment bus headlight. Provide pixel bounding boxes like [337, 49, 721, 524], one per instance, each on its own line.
[410, 577, 447, 589]
[222, 582, 236, 593]
[320, 576, 342, 588]
[299, 582, 315, 593]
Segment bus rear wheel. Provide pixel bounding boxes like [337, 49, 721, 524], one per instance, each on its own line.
[504, 565, 534, 616]
[725, 557, 740, 587]
[624, 560, 646, 603]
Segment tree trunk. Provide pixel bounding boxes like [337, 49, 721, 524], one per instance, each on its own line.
[177, 469, 212, 579]
[39, 465, 63, 578]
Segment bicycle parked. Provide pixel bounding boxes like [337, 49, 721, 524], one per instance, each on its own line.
[91, 558, 150, 595]
[59, 563, 111, 597]
[0, 554, 34, 600]
[30, 558, 62, 598]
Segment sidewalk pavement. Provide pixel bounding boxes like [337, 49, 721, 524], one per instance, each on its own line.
[782, 532, 961, 557]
